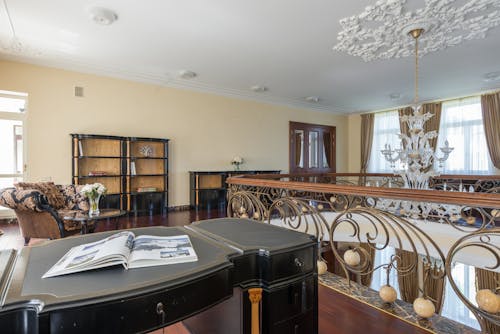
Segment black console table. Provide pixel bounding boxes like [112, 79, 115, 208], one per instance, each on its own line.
[189, 170, 280, 210]
[0, 218, 317, 334]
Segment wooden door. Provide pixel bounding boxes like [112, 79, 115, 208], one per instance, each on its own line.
[289, 121, 336, 173]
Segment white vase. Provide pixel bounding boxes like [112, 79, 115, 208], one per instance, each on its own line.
[89, 194, 101, 216]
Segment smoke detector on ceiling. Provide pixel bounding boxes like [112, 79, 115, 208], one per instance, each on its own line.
[178, 70, 197, 79]
[389, 93, 402, 100]
[483, 71, 500, 82]
[305, 96, 320, 103]
[89, 7, 118, 25]
[251, 85, 268, 93]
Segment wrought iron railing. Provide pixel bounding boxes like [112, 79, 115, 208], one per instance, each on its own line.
[226, 173, 500, 333]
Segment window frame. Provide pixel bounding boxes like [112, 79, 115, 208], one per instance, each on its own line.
[0, 90, 28, 219]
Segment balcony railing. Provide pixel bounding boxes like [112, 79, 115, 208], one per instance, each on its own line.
[226, 173, 500, 334]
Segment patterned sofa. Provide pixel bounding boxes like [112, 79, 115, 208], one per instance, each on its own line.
[0, 182, 90, 245]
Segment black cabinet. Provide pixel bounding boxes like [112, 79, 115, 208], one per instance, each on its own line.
[189, 170, 280, 210]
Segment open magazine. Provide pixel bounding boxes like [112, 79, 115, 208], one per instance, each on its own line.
[43, 231, 198, 278]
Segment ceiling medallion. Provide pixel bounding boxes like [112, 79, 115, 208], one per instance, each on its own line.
[333, 0, 500, 62]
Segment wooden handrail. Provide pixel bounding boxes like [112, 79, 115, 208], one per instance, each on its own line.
[227, 174, 500, 209]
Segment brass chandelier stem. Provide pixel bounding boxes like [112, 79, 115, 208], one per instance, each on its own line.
[409, 28, 424, 105]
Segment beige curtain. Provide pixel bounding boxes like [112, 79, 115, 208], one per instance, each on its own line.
[398, 107, 413, 140]
[423, 262, 446, 314]
[398, 103, 441, 150]
[360, 114, 374, 174]
[421, 103, 442, 151]
[396, 249, 419, 303]
[359, 243, 376, 287]
[481, 92, 500, 169]
[475, 268, 500, 334]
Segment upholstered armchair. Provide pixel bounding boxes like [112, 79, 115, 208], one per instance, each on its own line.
[0, 182, 90, 245]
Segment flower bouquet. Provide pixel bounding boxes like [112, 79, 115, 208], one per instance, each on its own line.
[81, 183, 107, 216]
[231, 156, 244, 171]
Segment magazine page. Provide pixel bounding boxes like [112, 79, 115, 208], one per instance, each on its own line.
[43, 231, 135, 278]
[128, 234, 198, 269]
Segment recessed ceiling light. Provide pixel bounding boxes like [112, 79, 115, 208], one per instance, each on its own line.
[305, 96, 320, 103]
[178, 70, 197, 79]
[89, 7, 118, 26]
[483, 71, 500, 82]
[251, 85, 268, 93]
[389, 93, 402, 100]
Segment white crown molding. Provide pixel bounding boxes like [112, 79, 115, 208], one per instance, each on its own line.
[333, 0, 500, 62]
[0, 53, 350, 115]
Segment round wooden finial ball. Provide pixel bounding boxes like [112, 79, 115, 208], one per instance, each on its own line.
[379, 285, 397, 303]
[317, 260, 328, 275]
[491, 209, 500, 218]
[343, 249, 361, 267]
[465, 216, 476, 225]
[317, 204, 324, 210]
[301, 206, 308, 213]
[476, 289, 500, 314]
[413, 297, 435, 318]
[329, 196, 336, 203]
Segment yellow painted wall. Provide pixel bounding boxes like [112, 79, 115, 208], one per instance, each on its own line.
[0, 60, 349, 206]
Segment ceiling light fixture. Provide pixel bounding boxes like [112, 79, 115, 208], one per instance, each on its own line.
[178, 70, 197, 79]
[89, 7, 118, 26]
[389, 93, 402, 100]
[251, 85, 268, 93]
[305, 96, 320, 103]
[483, 71, 500, 82]
[381, 27, 453, 189]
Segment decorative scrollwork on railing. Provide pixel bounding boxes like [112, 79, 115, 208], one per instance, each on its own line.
[267, 197, 330, 243]
[329, 207, 447, 317]
[445, 229, 500, 333]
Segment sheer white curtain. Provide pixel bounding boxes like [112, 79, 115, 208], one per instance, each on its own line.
[437, 97, 495, 174]
[368, 110, 401, 173]
[441, 263, 480, 330]
[370, 246, 400, 298]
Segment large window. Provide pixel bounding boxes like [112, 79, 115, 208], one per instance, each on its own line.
[437, 96, 494, 174]
[367, 96, 496, 174]
[367, 110, 400, 173]
[0, 90, 27, 218]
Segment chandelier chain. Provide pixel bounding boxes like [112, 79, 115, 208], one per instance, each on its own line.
[414, 32, 419, 105]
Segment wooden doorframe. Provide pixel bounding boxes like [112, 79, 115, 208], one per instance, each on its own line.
[289, 121, 336, 173]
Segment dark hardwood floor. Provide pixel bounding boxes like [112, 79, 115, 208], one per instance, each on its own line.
[0, 210, 429, 334]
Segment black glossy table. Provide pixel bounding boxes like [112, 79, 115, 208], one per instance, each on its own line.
[0, 218, 317, 334]
[63, 209, 127, 233]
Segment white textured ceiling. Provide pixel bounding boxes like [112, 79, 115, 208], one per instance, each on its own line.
[1, 0, 500, 114]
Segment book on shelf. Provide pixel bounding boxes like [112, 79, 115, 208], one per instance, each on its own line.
[43, 231, 198, 278]
[136, 187, 158, 192]
[78, 141, 83, 156]
[88, 171, 107, 176]
[130, 161, 136, 176]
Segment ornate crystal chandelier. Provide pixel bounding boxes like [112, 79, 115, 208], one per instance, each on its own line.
[381, 28, 454, 190]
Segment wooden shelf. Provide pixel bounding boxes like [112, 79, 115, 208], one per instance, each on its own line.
[189, 170, 280, 210]
[72, 134, 169, 215]
[77, 156, 123, 159]
[77, 175, 124, 178]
